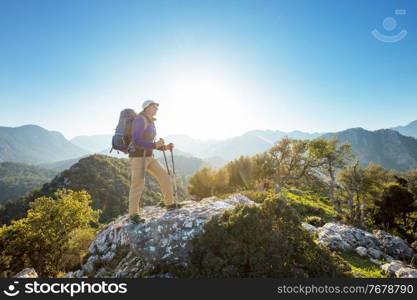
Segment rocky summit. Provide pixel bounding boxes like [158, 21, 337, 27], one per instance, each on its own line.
[65, 194, 256, 278]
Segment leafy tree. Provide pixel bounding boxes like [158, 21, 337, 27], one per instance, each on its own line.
[60, 227, 98, 272]
[338, 162, 388, 227]
[309, 137, 354, 212]
[189, 156, 256, 198]
[404, 169, 417, 199]
[0, 189, 101, 277]
[248, 137, 318, 191]
[373, 183, 416, 231]
[188, 167, 216, 198]
[224, 156, 254, 190]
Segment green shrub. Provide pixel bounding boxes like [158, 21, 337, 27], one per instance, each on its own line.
[60, 228, 98, 273]
[240, 190, 273, 204]
[336, 250, 387, 278]
[411, 241, 417, 253]
[304, 216, 325, 227]
[283, 189, 338, 222]
[0, 189, 101, 277]
[189, 194, 351, 278]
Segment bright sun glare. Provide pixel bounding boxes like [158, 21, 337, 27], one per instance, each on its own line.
[163, 69, 246, 139]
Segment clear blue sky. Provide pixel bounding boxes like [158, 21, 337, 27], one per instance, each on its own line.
[1, 0, 416, 140]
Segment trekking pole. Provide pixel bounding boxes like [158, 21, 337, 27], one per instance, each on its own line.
[142, 150, 146, 180]
[162, 148, 170, 175]
[167, 143, 178, 207]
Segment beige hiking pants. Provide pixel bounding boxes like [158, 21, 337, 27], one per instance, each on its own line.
[128, 156, 175, 216]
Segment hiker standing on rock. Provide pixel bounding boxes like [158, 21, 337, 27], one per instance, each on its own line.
[128, 100, 177, 223]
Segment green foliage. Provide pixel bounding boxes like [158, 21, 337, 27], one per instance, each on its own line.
[188, 167, 216, 198]
[240, 190, 274, 204]
[304, 216, 325, 227]
[404, 169, 417, 198]
[309, 137, 354, 211]
[0, 154, 189, 225]
[411, 241, 417, 252]
[189, 194, 351, 278]
[0, 189, 101, 277]
[336, 250, 387, 278]
[0, 162, 57, 205]
[188, 156, 256, 199]
[223, 156, 255, 190]
[373, 183, 416, 231]
[338, 162, 391, 227]
[188, 137, 354, 201]
[60, 227, 98, 272]
[283, 189, 338, 222]
[264, 137, 312, 187]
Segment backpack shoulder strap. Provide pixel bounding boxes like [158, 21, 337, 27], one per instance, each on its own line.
[140, 114, 149, 131]
[140, 114, 156, 144]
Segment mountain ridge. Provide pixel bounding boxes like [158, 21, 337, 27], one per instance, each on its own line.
[322, 127, 417, 171]
[0, 125, 89, 164]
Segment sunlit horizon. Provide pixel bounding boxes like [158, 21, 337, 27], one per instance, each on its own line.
[1, 1, 417, 141]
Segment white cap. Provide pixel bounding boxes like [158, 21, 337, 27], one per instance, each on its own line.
[142, 100, 159, 110]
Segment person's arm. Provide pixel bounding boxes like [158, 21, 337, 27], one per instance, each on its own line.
[132, 116, 156, 149]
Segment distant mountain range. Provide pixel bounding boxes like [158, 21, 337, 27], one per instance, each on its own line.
[391, 120, 417, 139]
[0, 125, 88, 164]
[1, 120, 417, 171]
[322, 127, 417, 171]
[163, 130, 322, 161]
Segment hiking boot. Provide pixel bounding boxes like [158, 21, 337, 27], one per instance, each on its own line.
[130, 215, 146, 224]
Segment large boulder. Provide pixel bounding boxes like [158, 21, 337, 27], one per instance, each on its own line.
[66, 194, 256, 278]
[316, 223, 415, 262]
[381, 260, 417, 278]
[317, 223, 381, 251]
[14, 268, 38, 278]
[373, 230, 415, 261]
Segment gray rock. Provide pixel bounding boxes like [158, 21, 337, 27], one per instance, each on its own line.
[381, 260, 405, 277]
[373, 230, 415, 261]
[95, 267, 109, 278]
[143, 272, 177, 278]
[384, 255, 394, 263]
[381, 260, 417, 278]
[64, 269, 84, 278]
[68, 194, 256, 278]
[355, 246, 367, 257]
[316, 223, 415, 265]
[368, 248, 383, 259]
[14, 268, 38, 278]
[83, 255, 99, 275]
[316, 223, 380, 251]
[369, 258, 383, 266]
[395, 267, 417, 278]
[101, 251, 116, 263]
[301, 222, 318, 234]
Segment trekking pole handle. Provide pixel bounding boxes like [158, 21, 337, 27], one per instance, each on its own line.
[157, 143, 174, 151]
[166, 143, 174, 151]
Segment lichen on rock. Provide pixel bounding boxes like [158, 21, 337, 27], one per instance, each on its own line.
[67, 194, 256, 278]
